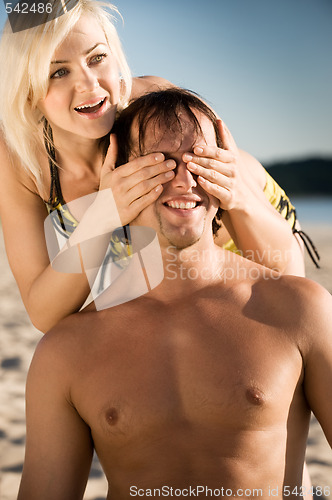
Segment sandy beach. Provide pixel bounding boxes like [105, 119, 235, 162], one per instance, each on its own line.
[0, 223, 331, 500]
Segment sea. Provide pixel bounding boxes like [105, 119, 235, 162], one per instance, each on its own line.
[291, 196, 332, 226]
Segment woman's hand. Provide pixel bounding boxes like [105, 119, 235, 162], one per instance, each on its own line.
[183, 120, 253, 211]
[100, 134, 176, 225]
[183, 120, 304, 275]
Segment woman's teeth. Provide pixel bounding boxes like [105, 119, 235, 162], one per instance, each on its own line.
[75, 98, 105, 113]
[166, 201, 197, 209]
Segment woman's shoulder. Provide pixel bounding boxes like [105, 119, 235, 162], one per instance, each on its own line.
[0, 130, 21, 183]
[131, 75, 174, 99]
[0, 129, 45, 198]
[0, 129, 12, 163]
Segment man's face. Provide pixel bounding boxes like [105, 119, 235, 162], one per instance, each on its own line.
[129, 111, 219, 249]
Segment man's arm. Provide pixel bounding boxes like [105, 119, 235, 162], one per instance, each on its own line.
[301, 282, 332, 447]
[18, 334, 94, 500]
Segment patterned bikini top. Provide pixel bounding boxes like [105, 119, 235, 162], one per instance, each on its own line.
[43, 122, 132, 290]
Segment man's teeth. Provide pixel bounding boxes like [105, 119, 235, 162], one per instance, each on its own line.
[166, 201, 197, 209]
[75, 98, 104, 110]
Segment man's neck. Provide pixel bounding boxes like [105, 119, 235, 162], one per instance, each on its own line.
[147, 237, 226, 303]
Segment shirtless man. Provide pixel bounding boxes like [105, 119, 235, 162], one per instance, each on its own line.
[18, 89, 332, 500]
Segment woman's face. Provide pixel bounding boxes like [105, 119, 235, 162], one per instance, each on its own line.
[38, 15, 120, 142]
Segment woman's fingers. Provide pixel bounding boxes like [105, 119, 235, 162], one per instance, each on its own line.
[115, 152, 167, 178]
[182, 120, 238, 169]
[101, 134, 118, 174]
[186, 162, 233, 189]
[127, 169, 175, 202]
[196, 176, 232, 209]
[217, 119, 238, 151]
[184, 149, 235, 171]
[185, 154, 235, 178]
[127, 184, 165, 219]
[120, 184, 164, 225]
[100, 152, 177, 225]
[122, 158, 176, 191]
[100, 151, 176, 193]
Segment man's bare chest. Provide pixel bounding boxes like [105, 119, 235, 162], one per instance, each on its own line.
[72, 301, 304, 444]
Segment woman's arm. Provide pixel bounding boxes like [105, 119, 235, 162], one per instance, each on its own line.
[0, 138, 175, 333]
[221, 148, 305, 276]
[0, 147, 91, 332]
[131, 75, 173, 99]
[184, 120, 305, 276]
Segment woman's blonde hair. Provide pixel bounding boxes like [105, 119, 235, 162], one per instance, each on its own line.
[0, 0, 132, 188]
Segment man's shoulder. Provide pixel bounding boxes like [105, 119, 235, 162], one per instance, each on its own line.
[261, 273, 330, 308]
[37, 305, 130, 359]
[26, 314, 82, 397]
[252, 273, 332, 341]
[225, 251, 329, 307]
[33, 311, 98, 370]
[220, 253, 331, 325]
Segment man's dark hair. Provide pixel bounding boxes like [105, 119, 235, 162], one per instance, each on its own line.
[112, 87, 223, 234]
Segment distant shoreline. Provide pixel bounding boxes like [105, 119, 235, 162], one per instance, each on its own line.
[266, 157, 332, 196]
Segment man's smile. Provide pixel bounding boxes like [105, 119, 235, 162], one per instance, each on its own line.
[160, 195, 205, 218]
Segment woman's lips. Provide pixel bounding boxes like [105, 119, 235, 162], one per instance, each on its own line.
[74, 98, 107, 119]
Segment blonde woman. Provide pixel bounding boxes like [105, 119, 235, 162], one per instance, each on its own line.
[0, 0, 306, 334]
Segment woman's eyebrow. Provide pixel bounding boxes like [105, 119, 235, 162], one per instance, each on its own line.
[51, 42, 107, 64]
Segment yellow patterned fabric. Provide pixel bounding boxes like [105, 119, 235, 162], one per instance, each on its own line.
[46, 198, 133, 273]
[44, 118, 132, 267]
[222, 171, 296, 253]
[46, 198, 78, 238]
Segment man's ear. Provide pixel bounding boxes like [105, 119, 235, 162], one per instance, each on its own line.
[212, 209, 223, 236]
[215, 119, 224, 149]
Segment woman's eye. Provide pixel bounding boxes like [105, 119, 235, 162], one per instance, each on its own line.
[50, 68, 68, 79]
[91, 53, 107, 64]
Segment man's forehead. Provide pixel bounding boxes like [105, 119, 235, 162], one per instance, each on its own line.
[130, 111, 217, 155]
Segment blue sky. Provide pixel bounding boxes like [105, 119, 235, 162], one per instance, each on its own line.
[1, 0, 331, 163]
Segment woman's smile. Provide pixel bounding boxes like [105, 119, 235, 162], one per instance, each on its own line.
[74, 96, 112, 120]
[38, 15, 120, 141]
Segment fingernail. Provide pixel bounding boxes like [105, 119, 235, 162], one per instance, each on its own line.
[194, 147, 203, 154]
[165, 171, 175, 178]
[155, 185, 163, 192]
[198, 176, 205, 183]
[187, 162, 197, 171]
[166, 160, 176, 168]
[183, 154, 192, 161]
[154, 153, 164, 162]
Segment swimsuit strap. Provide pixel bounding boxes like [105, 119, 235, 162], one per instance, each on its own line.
[43, 120, 66, 207]
[276, 194, 296, 224]
[292, 222, 321, 269]
[42, 121, 131, 286]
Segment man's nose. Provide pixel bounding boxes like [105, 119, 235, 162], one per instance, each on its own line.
[171, 162, 197, 190]
[75, 68, 99, 93]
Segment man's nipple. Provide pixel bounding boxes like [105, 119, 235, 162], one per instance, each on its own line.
[105, 407, 119, 425]
[245, 387, 266, 406]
